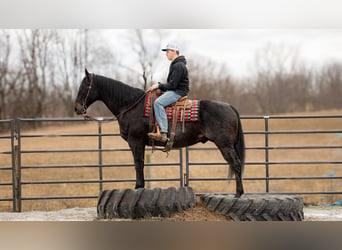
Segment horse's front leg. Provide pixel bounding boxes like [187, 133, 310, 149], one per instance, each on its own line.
[128, 140, 146, 189]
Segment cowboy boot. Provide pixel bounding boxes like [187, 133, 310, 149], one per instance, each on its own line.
[148, 132, 169, 142]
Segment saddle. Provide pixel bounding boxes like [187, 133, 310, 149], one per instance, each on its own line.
[148, 89, 194, 152]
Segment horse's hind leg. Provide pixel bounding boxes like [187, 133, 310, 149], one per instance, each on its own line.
[217, 146, 244, 198]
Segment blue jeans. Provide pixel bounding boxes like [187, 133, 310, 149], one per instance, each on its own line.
[154, 91, 181, 133]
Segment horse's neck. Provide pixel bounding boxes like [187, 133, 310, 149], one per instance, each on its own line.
[96, 77, 143, 116]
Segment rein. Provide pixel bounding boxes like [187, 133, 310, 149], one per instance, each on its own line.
[82, 75, 147, 121]
[117, 92, 147, 118]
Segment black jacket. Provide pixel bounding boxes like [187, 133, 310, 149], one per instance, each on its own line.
[158, 55, 189, 97]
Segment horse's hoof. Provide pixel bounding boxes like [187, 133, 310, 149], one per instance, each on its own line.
[234, 193, 243, 198]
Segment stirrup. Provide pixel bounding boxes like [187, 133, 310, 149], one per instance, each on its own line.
[148, 132, 169, 142]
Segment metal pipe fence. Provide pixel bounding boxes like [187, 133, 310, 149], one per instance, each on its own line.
[0, 120, 16, 211]
[185, 115, 342, 198]
[5, 117, 183, 212]
[0, 115, 341, 212]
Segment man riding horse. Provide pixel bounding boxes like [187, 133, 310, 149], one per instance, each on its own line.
[147, 43, 189, 142]
[75, 48, 245, 197]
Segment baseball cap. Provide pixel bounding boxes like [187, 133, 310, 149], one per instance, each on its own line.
[161, 43, 179, 51]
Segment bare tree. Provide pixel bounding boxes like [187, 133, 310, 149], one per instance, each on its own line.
[187, 57, 236, 103]
[251, 43, 313, 114]
[16, 29, 55, 117]
[125, 29, 162, 90]
[49, 29, 119, 117]
[49, 30, 89, 117]
[314, 62, 342, 110]
[0, 31, 23, 120]
[0, 30, 11, 119]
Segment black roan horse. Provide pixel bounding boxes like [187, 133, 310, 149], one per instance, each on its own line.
[75, 69, 246, 197]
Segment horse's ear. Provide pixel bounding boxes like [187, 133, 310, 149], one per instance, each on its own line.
[85, 68, 91, 80]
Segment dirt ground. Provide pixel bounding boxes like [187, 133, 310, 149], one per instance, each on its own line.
[0, 205, 340, 221]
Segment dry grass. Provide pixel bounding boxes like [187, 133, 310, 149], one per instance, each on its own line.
[0, 109, 342, 211]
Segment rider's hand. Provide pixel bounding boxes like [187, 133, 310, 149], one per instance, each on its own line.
[146, 83, 158, 92]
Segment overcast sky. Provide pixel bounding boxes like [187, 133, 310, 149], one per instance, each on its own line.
[101, 29, 342, 79]
[174, 29, 342, 77]
[2, 0, 342, 80]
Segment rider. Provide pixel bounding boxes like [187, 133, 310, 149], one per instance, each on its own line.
[147, 43, 189, 142]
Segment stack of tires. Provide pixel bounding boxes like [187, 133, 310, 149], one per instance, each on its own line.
[97, 187, 304, 221]
[97, 187, 195, 219]
[200, 194, 304, 221]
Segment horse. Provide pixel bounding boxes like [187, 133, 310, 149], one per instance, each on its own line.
[75, 69, 246, 197]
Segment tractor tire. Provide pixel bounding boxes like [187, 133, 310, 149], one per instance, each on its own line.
[200, 194, 304, 221]
[97, 187, 195, 219]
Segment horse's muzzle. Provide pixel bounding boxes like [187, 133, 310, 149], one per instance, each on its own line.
[74, 102, 87, 115]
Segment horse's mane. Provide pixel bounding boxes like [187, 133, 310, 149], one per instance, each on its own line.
[95, 74, 145, 107]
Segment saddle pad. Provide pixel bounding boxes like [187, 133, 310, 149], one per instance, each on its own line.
[144, 92, 200, 122]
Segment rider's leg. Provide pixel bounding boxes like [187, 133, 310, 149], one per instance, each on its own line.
[153, 91, 181, 133]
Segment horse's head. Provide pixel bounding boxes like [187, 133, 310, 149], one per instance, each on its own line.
[74, 69, 97, 116]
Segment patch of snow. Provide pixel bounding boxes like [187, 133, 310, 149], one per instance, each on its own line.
[304, 207, 342, 221]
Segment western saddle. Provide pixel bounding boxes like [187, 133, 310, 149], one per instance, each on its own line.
[148, 89, 193, 152]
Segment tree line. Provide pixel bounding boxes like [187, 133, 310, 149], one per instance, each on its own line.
[1, 29, 342, 123]
[188, 44, 342, 114]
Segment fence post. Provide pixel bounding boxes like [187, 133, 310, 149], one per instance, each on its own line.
[179, 148, 183, 187]
[15, 119, 22, 212]
[184, 147, 189, 187]
[10, 120, 16, 212]
[13, 145, 20, 212]
[145, 154, 152, 189]
[264, 116, 270, 193]
[98, 120, 103, 192]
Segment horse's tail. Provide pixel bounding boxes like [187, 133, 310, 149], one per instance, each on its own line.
[230, 105, 245, 178]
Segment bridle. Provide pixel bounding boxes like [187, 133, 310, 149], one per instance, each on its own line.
[79, 73, 94, 118]
[79, 73, 147, 122]
[81, 74, 111, 122]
